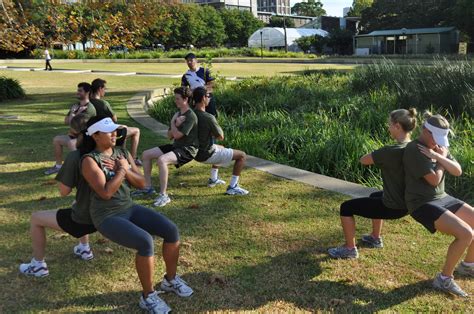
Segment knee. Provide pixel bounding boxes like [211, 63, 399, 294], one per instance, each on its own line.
[163, 222, 180, 244]
[137, 233, 154, 257]
[157, 156, 167, 167]
[340, 201, 352, 217]
[142, 150, 152, 161]
[456, 226, 473, 244]
[53, 136, 60, 145]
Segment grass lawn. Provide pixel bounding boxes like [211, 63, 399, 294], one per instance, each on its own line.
[0, 61, 355, 77]
[0, 71, 472, 312]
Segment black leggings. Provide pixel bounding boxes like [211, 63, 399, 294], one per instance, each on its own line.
[340, 191, 408, 219]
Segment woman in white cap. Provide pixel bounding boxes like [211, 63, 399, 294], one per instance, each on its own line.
[81, 116, 193, 313]
[403, 112, 473, 298]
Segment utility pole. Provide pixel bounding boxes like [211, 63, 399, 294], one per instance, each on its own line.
[283, 16, 288, 53]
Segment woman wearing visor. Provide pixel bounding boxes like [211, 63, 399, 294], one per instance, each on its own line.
[403, 112, 473, 298]
[81, 116, 193, 313]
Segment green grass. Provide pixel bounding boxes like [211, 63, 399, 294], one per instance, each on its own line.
[0, 71, 473, 312]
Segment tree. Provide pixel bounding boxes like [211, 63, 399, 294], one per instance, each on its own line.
[220, 9, 264, 47]
[346, 0, 373, 17]
[295, 36, 313, 52]
[449, 0, 474, 41]
[326, 29, 353, 55]
[291, 0, 326, 17]
[196, 6, 226, 47]
[269, 16, 295, 28]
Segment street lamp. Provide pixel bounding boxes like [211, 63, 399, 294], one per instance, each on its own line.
[283, 16, 288, 53]
[260, 30, 263, 59]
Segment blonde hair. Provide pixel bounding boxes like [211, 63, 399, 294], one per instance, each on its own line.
[390, 108, 417, 132]
[423, 110, 450, 129]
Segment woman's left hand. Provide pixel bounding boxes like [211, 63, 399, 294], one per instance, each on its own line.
[114, 156, 130, 172]
[417, 144, 440, 160]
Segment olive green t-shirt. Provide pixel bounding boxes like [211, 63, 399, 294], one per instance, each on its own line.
[82, 147, 133, 227]
[194, 109, 224, 162]
[55, 150, 93, 224]
[172, 109, 199, 156]
[90, 98, 115, 118]
[371, 142, 407, 209]
[67, 102, 97, 121]
[403, 140, 453, 212]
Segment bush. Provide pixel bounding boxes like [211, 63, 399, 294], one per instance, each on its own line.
[0, 76, 25, 101]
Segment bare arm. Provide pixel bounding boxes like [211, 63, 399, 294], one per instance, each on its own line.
[58, 183, 72, 197]
[360, 153, 374, 166]
[169, 121, 184, 140]
[121, 153, 145, 189]
[82, 156, 127, 200]
[418, 144, 462, 177]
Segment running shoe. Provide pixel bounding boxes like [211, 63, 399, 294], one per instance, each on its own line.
[19, 259, 49, 277]
[139, 291, 171, 314]
[153, 194, 171, 207]
[160, 274, 194, 297]
[225, 185, 249, 195]
[328, 246, 359, 259]
[131, 187, 157, 197]
[455, 262, 474, 277]
[207, 177, 226, 188]
[73, 244, 94, 261]
[361, 234, 384, 248]
[432, 273, 468, 297]
[134, 158, 143, 167]
[44, 165, 61, 175]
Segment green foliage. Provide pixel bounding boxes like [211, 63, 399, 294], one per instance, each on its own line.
[220, 9, 264, 47]
[0, 76, 25, 101]
[291, 0, 326, 17]
[326, 29, 354, 55]
[269, 16, 295, 28]
[347, 0, 374, 17]
[149, 62, 473, 202]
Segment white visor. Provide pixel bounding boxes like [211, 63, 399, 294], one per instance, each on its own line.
[424, 121, 449, 147]
[86, 117, 120, 136]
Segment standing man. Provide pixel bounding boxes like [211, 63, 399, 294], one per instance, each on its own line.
[44, 83, 96, 175]
[181, 53, 217, 117]
[90, 78, 142, 166]
[44, 48, 52, 71]
[193, 87, 249, 195]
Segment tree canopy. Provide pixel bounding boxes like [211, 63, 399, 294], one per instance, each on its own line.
[291, 0, 326, 17]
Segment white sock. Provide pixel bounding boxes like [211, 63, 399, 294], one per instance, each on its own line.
[210, 168, 219, 181]
[55, 164, 62, 168]
[462, 261, 474, 267]
[78, 242, 90, 249]
[440, 274, 452, 280]
[230, 175, 239, 188]
[32, 257, 45, 265]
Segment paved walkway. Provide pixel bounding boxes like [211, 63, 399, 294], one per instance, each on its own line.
[127, 89, 377, 199]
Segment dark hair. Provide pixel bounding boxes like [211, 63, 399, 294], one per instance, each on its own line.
[390, 108, 418, 132]
[192, 86, 207, 104]
[78, 115, 110, 155]
[184, 52, 196, 60]
[91, 78, 106, 94]
[77, 82, 91, 93]
[174, 86, 192, 100]
[423, 110, 450, 129]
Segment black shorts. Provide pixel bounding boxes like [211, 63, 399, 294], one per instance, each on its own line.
[56, 208, 97, 238]
[116, 127, 127, 147]
[159, 144, 194, 168]
[410, 195, 465, 233]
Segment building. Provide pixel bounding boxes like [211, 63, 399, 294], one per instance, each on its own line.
[248, 27, 328, 51]
[301, 16, 359, 33]
[257, 0, 291, 15]
[184, 0, 258, 16]
[354, 27, 459, 55]
[343, 7, 350, 17]
[257, 12, 316, 27]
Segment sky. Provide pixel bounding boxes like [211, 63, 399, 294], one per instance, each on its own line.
[290, 0, 353, 17]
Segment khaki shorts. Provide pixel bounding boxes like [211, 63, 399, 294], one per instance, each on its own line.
[202, 145, 233, 167]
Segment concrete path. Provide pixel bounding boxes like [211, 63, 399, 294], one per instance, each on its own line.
[127, 89, 378, 199]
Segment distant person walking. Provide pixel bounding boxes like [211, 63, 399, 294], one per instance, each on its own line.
[44, 49, 52, 71]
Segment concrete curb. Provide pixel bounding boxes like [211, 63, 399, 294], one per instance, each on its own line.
[126, 89, 377, 198]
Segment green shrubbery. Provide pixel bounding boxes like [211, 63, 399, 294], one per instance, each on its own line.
[0, 77, 25, 102]
[150, 60, 473, 202]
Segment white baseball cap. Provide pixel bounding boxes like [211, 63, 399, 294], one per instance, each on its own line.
[86, 117, 120, 136]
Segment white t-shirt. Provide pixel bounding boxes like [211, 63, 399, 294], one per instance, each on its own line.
[45, 50, 51, 61]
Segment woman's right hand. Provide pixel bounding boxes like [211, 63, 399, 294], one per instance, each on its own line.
[114, 156, 130, 172]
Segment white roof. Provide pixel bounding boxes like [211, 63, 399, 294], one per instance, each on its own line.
[248, 27, 328, 50]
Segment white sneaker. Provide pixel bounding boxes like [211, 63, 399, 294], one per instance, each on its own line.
[160, 274, 194, 297]
[73, 244, 94, 261]
[225, 185, 249, 195]
[208, 177, 226, 188]
[153, 194, 171, 207]
[139, 291, 171, 314]
[19, 259, 49, 277]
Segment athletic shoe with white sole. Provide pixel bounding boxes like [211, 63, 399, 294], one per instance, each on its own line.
[456, 262, 474, 277]
[328, 246, 359, 259]
[208, 177, 226, 188]
[131, 187, 157, 197]
[160, 275, 194, 297]
[44, 165, 61, 175]
[432, 273, 468, 297]
[153, 194, 171, 207]
[19, 259, 49, 277]
[361, 234, 384, 248]
[225, 185, 249, 195]
[139, 291, 171, 314]
[73, 244, 94, 261]
[134, 158, 143, 167]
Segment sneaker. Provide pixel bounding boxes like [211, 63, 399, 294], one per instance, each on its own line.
[160, 274, 194, 297]
[73, 244, 94, 261]
[328, 246, 359, 259]
[153, 194, 171, 207]
[19, 259, 49, 277]
[139, 291, 171, 314]
[208, 177, 226, 188]
[361, 234, 384, 248]
[132, 187, 157, 197]
[455, 262, 474, 277]
[225, 185, 249, 195]
[44, 165, 61, 175]
[134, 158, 143, 167]
[433, 273, 468, 297]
